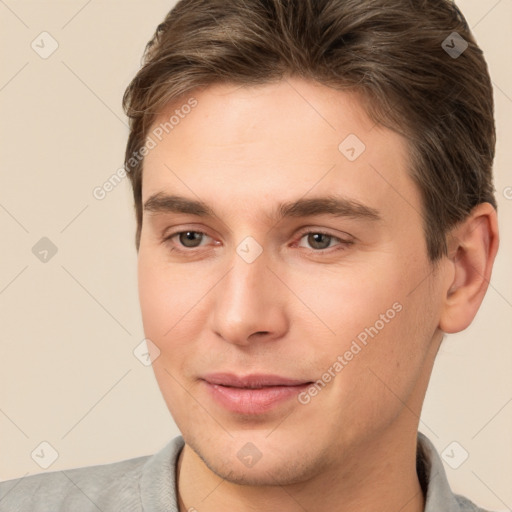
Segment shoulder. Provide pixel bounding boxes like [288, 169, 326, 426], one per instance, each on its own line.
[417, 432, 496, 512]
[0, 437, 183, 512]
[0, 454, 148, 512]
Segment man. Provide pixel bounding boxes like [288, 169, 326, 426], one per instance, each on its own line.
[0, 0, 500, 511]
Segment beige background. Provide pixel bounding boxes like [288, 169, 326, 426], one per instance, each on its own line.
[0, 0, 511, 509]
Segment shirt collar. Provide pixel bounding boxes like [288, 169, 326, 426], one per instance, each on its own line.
[417, 431, 462, 512]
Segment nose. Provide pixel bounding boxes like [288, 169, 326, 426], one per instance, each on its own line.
[210, 245, 289, 346]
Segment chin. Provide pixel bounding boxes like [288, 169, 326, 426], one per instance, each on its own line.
[204, 457, 314, 487]
[186, 431, 325, 487]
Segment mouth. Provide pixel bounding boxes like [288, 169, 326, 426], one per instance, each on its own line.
[200, 373, 313, 414]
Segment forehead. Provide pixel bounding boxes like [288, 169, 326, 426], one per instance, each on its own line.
[141, 79, 418, 223]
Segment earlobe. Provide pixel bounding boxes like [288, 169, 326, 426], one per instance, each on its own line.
[439, 203, 499, 334]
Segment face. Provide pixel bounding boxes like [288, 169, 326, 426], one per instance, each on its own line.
[137, 78, 445, 485]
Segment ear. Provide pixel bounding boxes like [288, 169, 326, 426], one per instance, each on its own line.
[439, 202, 499, 334]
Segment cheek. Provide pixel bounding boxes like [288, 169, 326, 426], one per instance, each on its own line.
[137, 251, 206, 365]
[337, 280, 437, 415]
[137, 254, 208, 424]
[285, 258, 405, 346]
[138, 260, 170, 343]
[138, 244, 200, 327]
[291, 254, 436, 404]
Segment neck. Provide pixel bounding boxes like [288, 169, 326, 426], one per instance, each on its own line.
[176, 425, 425, 512]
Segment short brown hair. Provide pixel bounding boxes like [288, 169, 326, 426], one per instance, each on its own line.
[123, 0, 497, 260]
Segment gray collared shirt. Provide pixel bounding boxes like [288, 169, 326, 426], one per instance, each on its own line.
[0, 432, 493, 511]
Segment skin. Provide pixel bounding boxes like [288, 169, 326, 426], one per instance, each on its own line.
[137, 77, 499, 512]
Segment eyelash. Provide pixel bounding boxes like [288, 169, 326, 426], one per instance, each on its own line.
[162, 228, 353, 256]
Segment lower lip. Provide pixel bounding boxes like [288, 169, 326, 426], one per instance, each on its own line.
[202, 380, 311, 415]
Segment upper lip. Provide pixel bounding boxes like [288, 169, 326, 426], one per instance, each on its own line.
[202, 373, 312, 388]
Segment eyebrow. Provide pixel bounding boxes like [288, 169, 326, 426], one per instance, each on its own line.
[143, 192, 381, 222]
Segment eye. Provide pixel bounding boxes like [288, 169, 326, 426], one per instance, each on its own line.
[165, 230, 212, 250]
[296, 230, 352, 252]
[180, 231, 206, 248]
[162, 228, 352, 255]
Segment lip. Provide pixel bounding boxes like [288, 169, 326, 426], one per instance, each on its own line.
[201, 373, 312, 415]
[202, 373, 311, 388]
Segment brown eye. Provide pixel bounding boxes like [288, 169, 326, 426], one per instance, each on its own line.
[306, 233, 333, 250]
[295, 230, 353, 254]
[178, 231, 205, 248]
